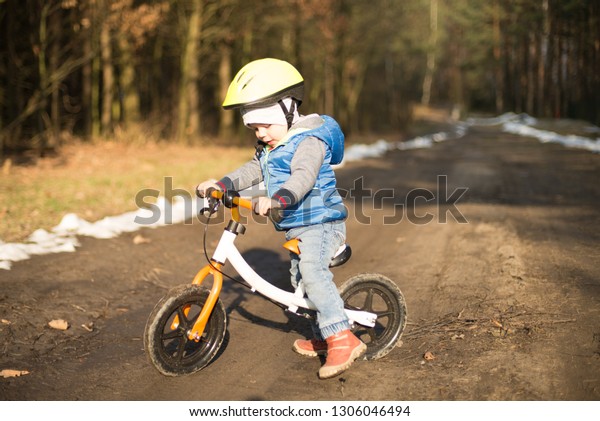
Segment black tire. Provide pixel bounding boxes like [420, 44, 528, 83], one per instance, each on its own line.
[144, 284, 227, 376]
[339, 273, 407, 360]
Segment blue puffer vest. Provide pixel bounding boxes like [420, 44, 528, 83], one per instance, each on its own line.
[259, 115, 347, 230]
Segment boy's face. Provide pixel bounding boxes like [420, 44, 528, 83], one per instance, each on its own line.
[249, 123, 288, 147]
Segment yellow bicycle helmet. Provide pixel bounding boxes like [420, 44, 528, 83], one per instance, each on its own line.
[222, 58, 304, 110]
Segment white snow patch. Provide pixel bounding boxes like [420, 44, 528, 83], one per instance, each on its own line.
[0, 196, 202, 270]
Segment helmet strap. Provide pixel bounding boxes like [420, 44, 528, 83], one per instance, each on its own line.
[277, 99, 297, 130]
[255, 140, 267, 158]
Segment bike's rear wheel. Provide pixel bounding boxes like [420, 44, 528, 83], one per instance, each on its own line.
[144, 284, 227, 376]
[339, 273, 407, 360]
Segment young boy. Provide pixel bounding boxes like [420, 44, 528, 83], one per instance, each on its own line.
[196, 58, 366, 379]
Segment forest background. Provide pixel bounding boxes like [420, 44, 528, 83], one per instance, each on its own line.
[1, 0, 599, 154]
[1, 0, 599, 243]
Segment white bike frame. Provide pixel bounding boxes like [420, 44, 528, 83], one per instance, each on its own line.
[186, 222, 377, 341]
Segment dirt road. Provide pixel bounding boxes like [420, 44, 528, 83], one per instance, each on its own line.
[1, 126, 599, 401]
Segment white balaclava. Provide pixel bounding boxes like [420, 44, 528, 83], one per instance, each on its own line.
[241, 97, 300, 128]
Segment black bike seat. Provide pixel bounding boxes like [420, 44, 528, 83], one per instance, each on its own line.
[330, 244, 352, 268]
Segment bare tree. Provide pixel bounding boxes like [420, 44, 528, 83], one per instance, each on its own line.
[176, 0, 203, 143]
[421, 0, 438, 106]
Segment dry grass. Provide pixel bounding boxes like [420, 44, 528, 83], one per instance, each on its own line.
[0, 140, 252, 242]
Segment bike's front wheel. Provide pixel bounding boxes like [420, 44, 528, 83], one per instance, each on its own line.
[144, 284, 227, 376]
[339, 273, 407, 360]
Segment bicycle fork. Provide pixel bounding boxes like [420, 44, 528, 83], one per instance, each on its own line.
[170, 263, 224, 341]
[172, 225, 239, 341]
[171, 229, 292, 341]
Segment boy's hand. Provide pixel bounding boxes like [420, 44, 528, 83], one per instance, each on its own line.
[252, 196, 279, 216]
[196, 179, 219, 198]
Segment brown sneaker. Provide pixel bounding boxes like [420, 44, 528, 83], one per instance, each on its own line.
[292, 338, 328, 357]
[318, 330, 367, 379]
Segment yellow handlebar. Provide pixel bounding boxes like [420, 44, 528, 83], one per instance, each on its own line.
[209, 189, 283, 224]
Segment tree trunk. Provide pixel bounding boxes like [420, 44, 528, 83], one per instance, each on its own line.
[591, 0, 600, 124]
[543, 1, 554, 118]
[218, 42, 233, 139]
[536, 0, 548, 118]
[449, 26, 464, 113]
[177, 0, 203, 144]
[344, 57, 368, 133]
[421, 0, 438, 106]
[118, 35, 140, 127]
[150, 33, 164, 127]
[81, 6, 93, 139]
[49, 5, 61, 147]
[2, 0, 23, 152]
[526, 34, 535, 115]
[100, 6, 113, 136]
[492, 0, 504, 113]
[553, 18, 562, 118]
[38, 3, 50, 155]
[385, 56, 399, 129]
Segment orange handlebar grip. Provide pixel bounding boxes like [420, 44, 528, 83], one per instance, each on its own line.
[235, 197, 252, 210]
[210, 190, 223, 199]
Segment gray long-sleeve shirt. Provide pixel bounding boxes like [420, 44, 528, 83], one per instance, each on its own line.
[218, 114, 327, 207]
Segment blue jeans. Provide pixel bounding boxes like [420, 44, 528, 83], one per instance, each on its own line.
[285, 220, 350, 340]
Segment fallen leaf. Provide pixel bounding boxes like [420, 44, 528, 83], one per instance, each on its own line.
[48, 319, 70, 330]
[423, 351, 435, 361]
[451, 334, 465, 340]
[133, 234, 151, 245]
[1, 369, 30, 378]
[1, 319, 11, 325]
[81, 322, 94, 332]
[491, 319, 504, 328]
